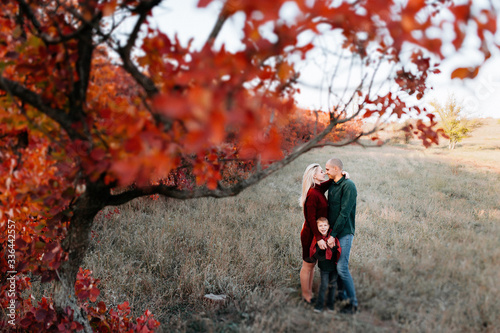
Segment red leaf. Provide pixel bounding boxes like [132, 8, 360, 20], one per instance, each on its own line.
[90, 148, 106, 161]
[35, 309, 47, 322]
[451, 67, 479, 79]
[197, 0, 213, 7]
[98, 301, 107, 313]
[20, 318, 32, 328]
[58, 323, 69, 332]
[77, 290, 90, 300]
[124, 136, 142, 153]
[89, 287, 100, 302]
[102, 1, 117, 16]
[451, 67, 469, 79]
[117, 301, 130, 311]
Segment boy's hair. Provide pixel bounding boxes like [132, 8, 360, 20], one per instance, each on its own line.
[317, 217, 328, 224]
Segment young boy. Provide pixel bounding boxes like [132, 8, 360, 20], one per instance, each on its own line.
[310, 217, 341, 313]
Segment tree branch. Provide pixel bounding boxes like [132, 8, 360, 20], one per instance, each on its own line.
[123, 0, 161, 56]
[16, 0, 99, 45]
[107, 115, 342, 206]
[0, 76, 84, 140]
[73, 24, 94, 120]
[206, 9, 229, 47]
[117, 0, 161, 97]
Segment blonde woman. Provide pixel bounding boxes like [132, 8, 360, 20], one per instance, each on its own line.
[299, 163, 347, 304]
[299, 163, 332, 303]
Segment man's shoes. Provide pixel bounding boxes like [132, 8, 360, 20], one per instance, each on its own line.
[340, 303, 358, 314]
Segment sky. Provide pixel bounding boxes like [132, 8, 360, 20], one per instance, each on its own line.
[135, 0, 500, 119]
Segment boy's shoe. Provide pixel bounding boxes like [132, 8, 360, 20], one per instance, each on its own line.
[340, 303, 358, 314]
[313, 306, 323, 313]
[326, 305, 335, 312]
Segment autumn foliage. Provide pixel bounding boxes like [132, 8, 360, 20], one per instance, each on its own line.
[0, 0, 497, 331]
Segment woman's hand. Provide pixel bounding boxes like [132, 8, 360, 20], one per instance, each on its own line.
[342, 170, 350, 179]
[317, 239, 327, 250]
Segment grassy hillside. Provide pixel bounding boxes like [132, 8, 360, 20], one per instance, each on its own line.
[79, 135, 500, 332]
[386, 117, 500, 173]
[425, 117, 500, 173]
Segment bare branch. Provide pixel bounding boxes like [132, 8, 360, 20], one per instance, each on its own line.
[340, 52, 356, 103]
[366, 49, 390, 99]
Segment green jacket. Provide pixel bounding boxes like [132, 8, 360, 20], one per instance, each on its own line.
[328, 176, 357, 239]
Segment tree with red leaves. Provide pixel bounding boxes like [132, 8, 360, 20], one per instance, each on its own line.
[0, 0, 497, 331]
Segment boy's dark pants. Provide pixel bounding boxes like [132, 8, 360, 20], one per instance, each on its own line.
[316, 269, 338, 310]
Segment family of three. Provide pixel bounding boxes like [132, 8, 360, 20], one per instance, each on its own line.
[299, 158, 358, 314]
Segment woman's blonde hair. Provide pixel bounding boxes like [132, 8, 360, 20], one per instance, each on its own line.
[299, 163, 320, 208]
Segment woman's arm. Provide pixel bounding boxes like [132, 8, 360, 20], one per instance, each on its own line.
[315, 178, 334, 193]
[314, 171, 350, 193]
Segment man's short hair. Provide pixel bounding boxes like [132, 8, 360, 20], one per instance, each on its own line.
[317, 217, 328, 224]
[326, 158, 343, 170]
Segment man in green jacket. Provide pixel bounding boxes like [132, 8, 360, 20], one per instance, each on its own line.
[325, 158, 358, 314]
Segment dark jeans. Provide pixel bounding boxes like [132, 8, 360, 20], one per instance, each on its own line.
[315, 269, 338, 310]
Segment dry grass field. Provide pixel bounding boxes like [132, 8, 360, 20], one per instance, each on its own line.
[78, 119, 500, 332]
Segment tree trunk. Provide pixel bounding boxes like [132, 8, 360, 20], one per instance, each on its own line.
[53, 181, 110, 332]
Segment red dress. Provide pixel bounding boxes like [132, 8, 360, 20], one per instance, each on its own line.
[301, 179, 333, 262]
